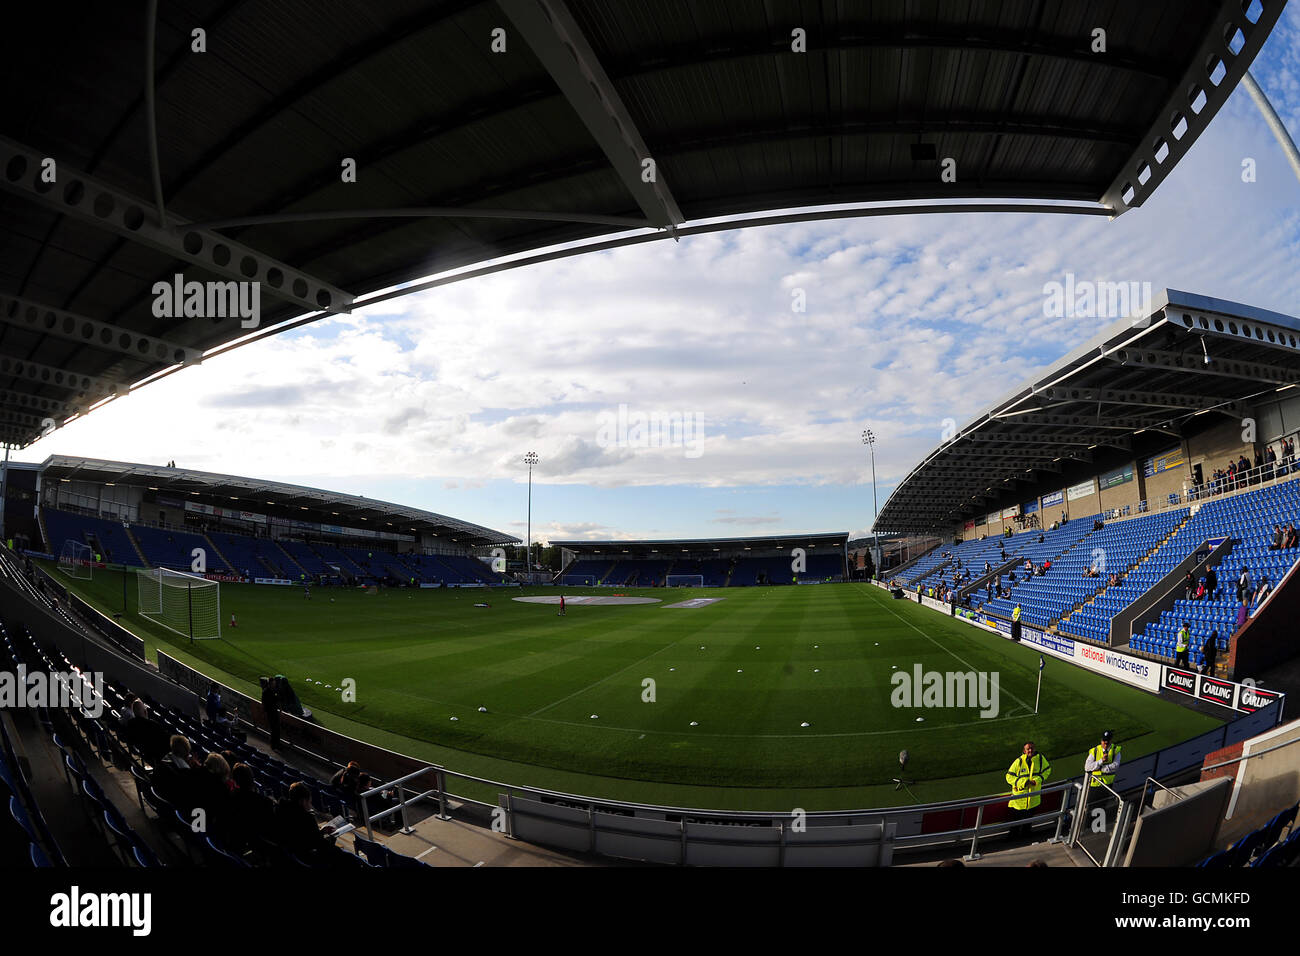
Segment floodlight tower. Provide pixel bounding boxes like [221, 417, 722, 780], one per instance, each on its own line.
[524, 451, 539, 573]
[862, 429, 879, 579]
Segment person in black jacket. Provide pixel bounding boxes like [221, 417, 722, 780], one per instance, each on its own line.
[1205, 565, 1218, 601]
[274, 782, 336, 859]
[227, 763, 276, 852]
[125, 699, 171, 766]
[1201, 631, 1219, 678]
[261, 676, 281, 749]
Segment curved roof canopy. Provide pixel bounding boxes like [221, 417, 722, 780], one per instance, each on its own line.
[41, 455, 515, 546]
[552, 532, 848, 554]
[0, 0, 1286, 448]
[876, 290, 1300, 533]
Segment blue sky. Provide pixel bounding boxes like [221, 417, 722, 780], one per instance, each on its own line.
[18, 10, 1300, 544]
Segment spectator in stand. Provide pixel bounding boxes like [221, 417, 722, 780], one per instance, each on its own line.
[1284, 523, 1298, 549]
[1194, 578, 1206, 601]
[1234, 600, 1249, 635]
[1201, 631, 1219, 678]
[1265, 444, 1277, 481]
[1254, 575, 1272, 608]
[1236, 566, 1251, 604]
[1238, 454, 1251, 488]
[153, 736, 201, 811]
[330, 761, 371, 821]
[275, 782, 337, 859]
[1253, 450, 1264, 485]
[1270, 525, 1284, 550]
[194, 753, 233, 833]
[1205, 566, 1218, 601]
[1043, 558, 1051, 573]
[1183, 570, 1196, 601]
[125, 699, 171, 766]
[1024, 558, 1033, 575]
[261, 676, 282, 749]
[228, 763, 276, 852]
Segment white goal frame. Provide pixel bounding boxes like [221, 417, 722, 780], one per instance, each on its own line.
[58, 540, 93, 580]
[137, 567, 221, 640]
[666, 574, 705, 588]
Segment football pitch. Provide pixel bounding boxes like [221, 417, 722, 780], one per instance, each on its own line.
[53, 568, 1222, 810]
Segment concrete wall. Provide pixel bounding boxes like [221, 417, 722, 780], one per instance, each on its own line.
[1122, 777, 1232, 867]
[1188, 417, 1253, 477]
[1219, 720, 1300, 844]
[1228, 551, 1300, 677]
[1098, 467, 1140, 514]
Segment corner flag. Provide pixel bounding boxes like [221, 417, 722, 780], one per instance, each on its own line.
[1035, 655, 1045, 714]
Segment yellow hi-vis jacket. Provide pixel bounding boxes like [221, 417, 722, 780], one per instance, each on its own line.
[1012, 605, 1021, 622]
[1006, 753, 1051, 810]
[1084, 743, 1122, 787]
[1176, 627, 1190, 653]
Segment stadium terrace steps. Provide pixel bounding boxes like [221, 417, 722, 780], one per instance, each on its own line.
[889, 542, 941, 580]
[1057, 511, 1193, 640]
[979, 512, 1194, 630]
[41, 509, 142, 567]
[203, 534, 234, 575]
[130, 524, 229, 573]
[123, 526, 148, 568]
[1130, 479, 1300, 668]
[36, 509, 51, 558]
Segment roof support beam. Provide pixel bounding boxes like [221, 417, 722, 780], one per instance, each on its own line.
[0, 388, 74, 419]
[1037, 385, 1231, 410]
[1104, 345, 1300, 387]
[0, 352, 124, 404]
[969, 430, 1130, 450]
[500, 0, 683, 229]
[0, 294, 202, 367]
[0, 135, 355, 317]
[1102, 0, 1286, 214]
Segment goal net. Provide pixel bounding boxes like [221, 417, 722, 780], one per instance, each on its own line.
[666, 574, 704, 588]
[137, 567, 221, 640]
[561, 573, 597, 586]
[58, 540, 93, 580]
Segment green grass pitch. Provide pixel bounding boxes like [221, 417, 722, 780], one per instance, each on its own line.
[53, 567, 1222, 811]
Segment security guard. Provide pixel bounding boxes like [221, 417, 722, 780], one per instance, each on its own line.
[1010, 602, 1023, 642]
[1175, 622, 1190, 668]
[1006, 741, 1051, 838]
[1084, 730, 1122, 788]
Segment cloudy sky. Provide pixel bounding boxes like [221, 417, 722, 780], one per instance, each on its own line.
[15, 10, 1300, 545]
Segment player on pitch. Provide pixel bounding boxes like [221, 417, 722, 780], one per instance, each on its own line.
[558, 594, 566, 617]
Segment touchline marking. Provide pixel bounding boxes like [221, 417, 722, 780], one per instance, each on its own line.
[525, 639, 682, 718]
[525, 709, 1032, 740]
[854, 584, 1036, 715]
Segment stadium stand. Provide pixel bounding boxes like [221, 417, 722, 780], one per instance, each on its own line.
[980, 511, 1181, 628]
[1130, 480, 1300, 665]
[42, 509, 141, 567]
[1, 611, 399, 869]
[130, 524, 229, 573]
[208, 531, 293, 580]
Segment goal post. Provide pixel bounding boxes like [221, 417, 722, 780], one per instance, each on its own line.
[58, 540, 93, 580]
[136, 567, 221, 640]
[666, 574, 705, 588]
